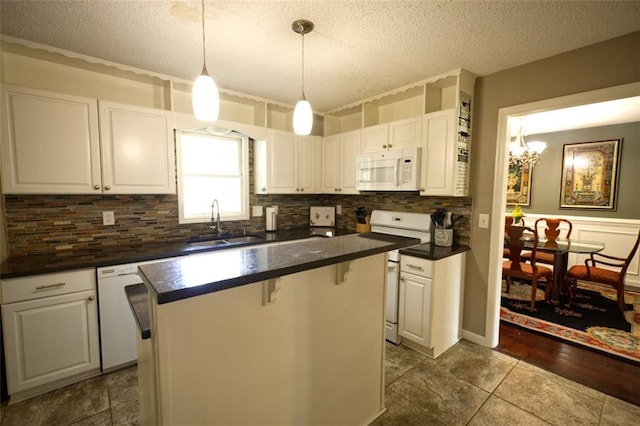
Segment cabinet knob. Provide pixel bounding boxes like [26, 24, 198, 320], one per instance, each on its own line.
[420, 188, 425, 192]
[296, 188, 300, 192]
[261, 187, 266, 192]
[382, 145, 387, 149]
[88, 295, 95, 301]
[388, 144, 393, 148]
[94, 185, 101, 190]
[334, 188, 338, 192]
[104, 185, 111, 190]
[400, 277, 405, 282]
[300, 188, 304, 192]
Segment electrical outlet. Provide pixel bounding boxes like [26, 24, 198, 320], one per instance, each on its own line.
[478, 213, 489, 229]
[252, 206, 263, 217]
[103, 211, 115, 226]
[336, 205, 342, 215]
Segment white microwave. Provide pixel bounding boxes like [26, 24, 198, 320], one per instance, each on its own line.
[356, 147, 421, 191]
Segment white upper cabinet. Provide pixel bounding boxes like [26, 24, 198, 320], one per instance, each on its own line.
[254, 129, 321, 194]
[361, 117, 422, 153]
[0, 85, 175, 194]
[420, 110, 457, 196]
[99, 101, 175, 194]
[321, 129, 360, 194]
[1, 85, 102, 194]
[420, 70, 474, 196]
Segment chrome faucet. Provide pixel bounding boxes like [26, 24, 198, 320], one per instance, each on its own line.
[210, 199, 223, 235]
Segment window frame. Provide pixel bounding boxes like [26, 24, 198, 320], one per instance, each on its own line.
[176, 129, 250, 224]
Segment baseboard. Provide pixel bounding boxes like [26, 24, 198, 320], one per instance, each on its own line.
[461, 328, 495, 348]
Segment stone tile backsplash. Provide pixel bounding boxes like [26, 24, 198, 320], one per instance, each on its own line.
[4, 192, 471, 257]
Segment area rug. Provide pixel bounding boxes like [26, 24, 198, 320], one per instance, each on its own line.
[500, 281, 640, 364]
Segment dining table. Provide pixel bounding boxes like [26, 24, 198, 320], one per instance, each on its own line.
[522, 237, 605, 302]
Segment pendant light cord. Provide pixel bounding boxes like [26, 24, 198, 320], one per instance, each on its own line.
[200, 0, 208, 74]
[300, 32, 305, 99]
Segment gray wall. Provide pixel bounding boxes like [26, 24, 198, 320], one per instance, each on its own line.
[524, 122, 640, 218]
[466, 31, 640, 338]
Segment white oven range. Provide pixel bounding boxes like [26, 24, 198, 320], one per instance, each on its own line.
[370, 210, 432, 344]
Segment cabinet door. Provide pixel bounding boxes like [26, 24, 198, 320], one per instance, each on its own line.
[398, 271, 432, 347]
[421, 110, 456, 196]
[99, 101, 175, 194]
[339, 130, 361, 194]
[0, 85, 101, 194]
[2, 290, 100, 395]
[390, 117, 422, 150]
[297, 135, 318, 193]
[361, 124, 388, 153]
[264, 130, 298, 193]
[321, 135, 340, 193]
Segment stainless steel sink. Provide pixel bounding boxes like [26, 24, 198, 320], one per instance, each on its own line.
[188, 235, 265, 250]
[189, 239, 230, 248]
[225, 235, 265, 244]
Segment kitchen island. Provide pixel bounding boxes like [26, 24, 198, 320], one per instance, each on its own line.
[135, 233, 418, 425]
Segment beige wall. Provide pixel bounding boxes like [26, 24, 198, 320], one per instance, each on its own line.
[464, 31, 640, 338]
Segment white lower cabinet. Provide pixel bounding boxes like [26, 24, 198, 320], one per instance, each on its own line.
[1, 269, 100, 401]
[399, 252, 465, 358]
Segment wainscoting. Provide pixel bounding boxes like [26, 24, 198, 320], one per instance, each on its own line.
[525, 213, 640, 289]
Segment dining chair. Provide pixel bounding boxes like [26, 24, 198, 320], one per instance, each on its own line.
[522, 218, 573, 265]
[503, 225, 553, 311]
[564, 229, 640, 312]
[503, 217, 525, 259]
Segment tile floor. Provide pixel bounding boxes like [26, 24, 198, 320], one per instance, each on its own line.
[0, 366, 138, 425]
[2, 340, 639, 425]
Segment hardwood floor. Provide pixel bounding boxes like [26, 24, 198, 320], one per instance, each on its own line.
[496, 322, 640, 407]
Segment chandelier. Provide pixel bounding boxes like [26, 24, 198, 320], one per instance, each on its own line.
[509, 125, 547, 166]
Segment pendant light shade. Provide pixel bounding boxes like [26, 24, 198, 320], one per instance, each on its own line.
[192, 0, 220, 122]
[292, 19, 314, 136]
[293, 98, 313, 135]
[193, 68, 220, 122]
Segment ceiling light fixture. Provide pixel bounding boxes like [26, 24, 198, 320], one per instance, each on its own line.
[509, 121, 547, 166]
[192, 0, 220, 122]
[292, 19, 314, 136]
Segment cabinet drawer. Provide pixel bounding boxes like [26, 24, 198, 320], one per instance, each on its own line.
[400, 256, 433, 278]
[1, 269, 96, 304]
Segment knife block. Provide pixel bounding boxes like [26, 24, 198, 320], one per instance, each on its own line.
[356, 215, 371, 233]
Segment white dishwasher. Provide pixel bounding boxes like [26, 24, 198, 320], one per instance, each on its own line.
[97, 257, 178, 372]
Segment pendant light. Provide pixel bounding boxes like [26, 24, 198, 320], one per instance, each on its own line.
[192, 0, 220, 122]
[292, 19, 314, 136]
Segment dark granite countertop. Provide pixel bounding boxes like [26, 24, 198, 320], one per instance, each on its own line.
[399, 243, 470, 260]
[124, 283, 151, 340]
[140, 232, 420, 305]
[0, 227, 352, 279]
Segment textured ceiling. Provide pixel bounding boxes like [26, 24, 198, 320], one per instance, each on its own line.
[1, 1, 639, 113]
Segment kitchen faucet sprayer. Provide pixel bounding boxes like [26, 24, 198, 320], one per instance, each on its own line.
[210, 199, 223, 235]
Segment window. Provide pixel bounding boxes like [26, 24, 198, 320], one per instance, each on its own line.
[176, 130, 249, 224]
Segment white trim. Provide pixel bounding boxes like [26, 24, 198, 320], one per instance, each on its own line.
[486, 82, 640, 348]
[176, 130, 250, 225]
[461, 329, 494, 348]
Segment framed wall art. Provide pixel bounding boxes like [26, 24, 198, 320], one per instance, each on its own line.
[560, 139, 621, 209]
[506, 161, 533, 206]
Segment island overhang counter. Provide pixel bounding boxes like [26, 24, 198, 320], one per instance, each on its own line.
[136, 232, 419, 425]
